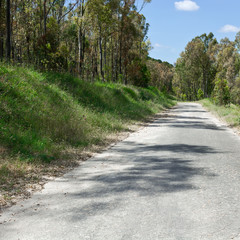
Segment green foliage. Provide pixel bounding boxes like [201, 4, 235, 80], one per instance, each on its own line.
[231, 76, 240, 105]
[173, 32, 218, 100]
[128, 59, 151, 88]
[174, 32, 240, 104]
[180, 93, 187, 101]
[213, 79, 230, 106]
[139, 63, 151, 88]
[122, 87, 138, 100]
[197, 89, 204, 100]
[0, 64, 175, 162]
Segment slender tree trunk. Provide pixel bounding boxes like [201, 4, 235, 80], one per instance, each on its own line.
[0, 32, 3, 60]
[81, 31, 85, 77]
[78, 26, 82, 74]
[0, 0, 4, 60]
[104, 37, 107, 69]
[6, 0, 11, 61]
[91, 49, 94, 81]
[111, 36, 114, 81]
[43, 0, 47, 35]
[99, 34, 104, 80]
[119, 35, 122, 75]
[39, 0, 43, 34]
[115, 33, 119, 81]
[202, 67, 208, 98]
[78, 0, 85, 78]
[26, 35, 30, 63]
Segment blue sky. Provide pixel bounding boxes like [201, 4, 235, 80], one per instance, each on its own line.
[141, 0, 240, 64]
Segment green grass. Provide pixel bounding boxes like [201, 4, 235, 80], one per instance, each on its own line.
[0, 63, 176, 163]
[200, 99, 240, 128]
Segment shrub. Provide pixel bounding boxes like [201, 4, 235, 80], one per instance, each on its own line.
[197, 89, 204, 100]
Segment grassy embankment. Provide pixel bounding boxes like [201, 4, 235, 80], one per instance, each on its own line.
[200, 99, 240, 130]
[0, 63, 175, 206]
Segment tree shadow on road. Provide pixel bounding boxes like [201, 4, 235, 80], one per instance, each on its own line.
[65, 142, 219, 222]
[147, 118, 225, 131]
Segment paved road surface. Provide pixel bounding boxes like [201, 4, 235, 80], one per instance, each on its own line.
[1, 103, 240, 240]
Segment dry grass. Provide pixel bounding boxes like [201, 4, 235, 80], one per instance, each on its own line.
[200, 99, 240, 134]
[0, 123, 140, 211]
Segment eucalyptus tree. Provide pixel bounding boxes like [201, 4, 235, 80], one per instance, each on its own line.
[0, 0, 4, 60]
[173, 33, 217, 100]
[6, 0, 11, 60]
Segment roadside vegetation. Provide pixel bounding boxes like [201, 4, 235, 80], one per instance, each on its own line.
[0, 63, 175, 208]
[200, 99, 240, 130]
[0, 0, 178, 210]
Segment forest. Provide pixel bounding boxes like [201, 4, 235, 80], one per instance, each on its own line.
[0, 0, 173, 89]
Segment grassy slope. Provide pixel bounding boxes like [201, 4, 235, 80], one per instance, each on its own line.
[0, 64, 175, 205]
[200, 99, 240, 129]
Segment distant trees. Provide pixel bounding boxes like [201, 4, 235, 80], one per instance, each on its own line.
[147, 57, 174, 92]
[173, 32, 240, 105]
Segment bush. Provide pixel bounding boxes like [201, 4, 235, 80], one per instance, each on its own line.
[128, 59, 150, 88]
[197, 89, 204, 100]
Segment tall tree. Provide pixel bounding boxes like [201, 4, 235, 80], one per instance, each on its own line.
[173, 33, 217, 100]
[6, 0, 11, 61]
[0, 0, 4, 60]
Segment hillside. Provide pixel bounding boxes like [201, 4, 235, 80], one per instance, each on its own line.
[0, 64, 176, 208]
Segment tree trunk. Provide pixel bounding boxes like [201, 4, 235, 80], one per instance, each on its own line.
[43, 0, 47, 35]
[0, 0, 4, 60]
[78, 26, 82, 74]
[202, 67, 208, 98]
[78, 0, 86, 78]
[111, 36, 114, 81]
[0, 32, 3, 60]
[99, 34, 104, 80]
[6, 0, 11, 61]
[104, 37, 107, 69]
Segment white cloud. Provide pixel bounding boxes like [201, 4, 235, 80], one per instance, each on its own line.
[220, 24, 240, 33]
[154, 43, 172, 49]
[175, 0, 200, 11]
[153, 43, 176, 52]
[154, 43, 165, 48]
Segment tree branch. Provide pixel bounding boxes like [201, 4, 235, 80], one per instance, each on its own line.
[46, 0, 58, 17]
[58, 1, 78, 22]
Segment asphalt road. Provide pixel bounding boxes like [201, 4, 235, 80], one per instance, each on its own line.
[1, 103, 240, 240]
